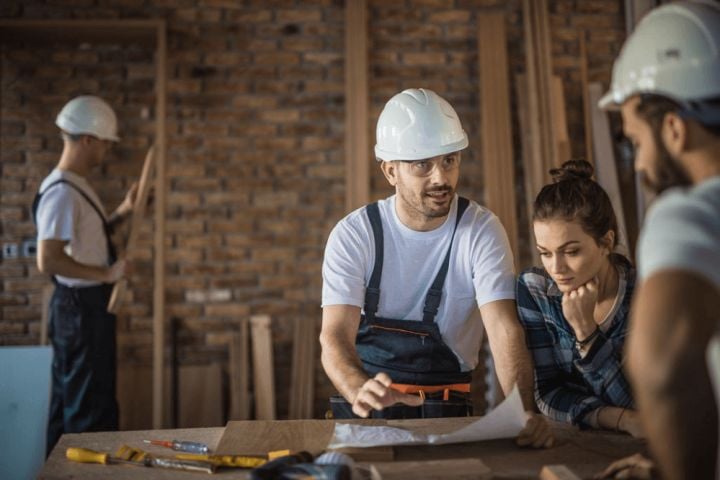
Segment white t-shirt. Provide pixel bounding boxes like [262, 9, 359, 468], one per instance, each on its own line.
[36, 169, 110, 287]
[322, 194, 516, 370]
[637, 176, 720, 287]
[637, 176, 720, 478]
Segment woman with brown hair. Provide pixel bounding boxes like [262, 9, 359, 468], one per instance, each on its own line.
[516, 159, 642, 436]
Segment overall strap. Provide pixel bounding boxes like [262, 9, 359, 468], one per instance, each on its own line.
[363, 202, 383, 323]
[422, 196, 470, 324]
[33, 179, 117, 263]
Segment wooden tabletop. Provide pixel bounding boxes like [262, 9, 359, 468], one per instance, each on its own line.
[39, 421, 647, 479]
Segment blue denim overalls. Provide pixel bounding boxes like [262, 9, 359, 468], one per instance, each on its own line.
[330, 197, 474, 419]
[33, 180, 119, 455]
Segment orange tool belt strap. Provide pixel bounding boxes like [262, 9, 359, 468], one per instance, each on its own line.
[390, 383, 471, 401]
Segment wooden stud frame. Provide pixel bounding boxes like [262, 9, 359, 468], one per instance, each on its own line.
[344, 0, 370, 213]
[0, 19, 168, 428]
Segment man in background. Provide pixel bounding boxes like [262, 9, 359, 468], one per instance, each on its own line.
[34, 95, 136, 455]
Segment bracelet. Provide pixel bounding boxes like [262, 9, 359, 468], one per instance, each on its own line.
[575, 326, 600, 347]
[616, 407, 626, 432]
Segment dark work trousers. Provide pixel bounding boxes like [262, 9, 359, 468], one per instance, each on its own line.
[46, 282, 119, 456]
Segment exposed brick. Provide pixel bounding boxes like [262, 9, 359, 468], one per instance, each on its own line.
[276, 9, 322, 23]
[259, 109, 301, 123]
[403, 52, 447, 66]
[204, 303, 251, 318]
[427, 9, 471, 23]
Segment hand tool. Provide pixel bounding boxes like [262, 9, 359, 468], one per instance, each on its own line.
[175, 453, 266, 468]
[66, 447, 145, 467]
[143, 438, 210, 454]
[67, 447, 216, 474]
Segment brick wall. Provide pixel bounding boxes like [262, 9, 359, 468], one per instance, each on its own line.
[0, 0, 626, 424]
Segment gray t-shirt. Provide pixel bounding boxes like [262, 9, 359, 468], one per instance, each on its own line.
[637, 176, 720, 478]
[637, 176, 720, 287]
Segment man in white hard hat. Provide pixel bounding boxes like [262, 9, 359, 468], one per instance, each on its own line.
[320, 88, 552, 447]
[33, 95, 136, 455]
[595, 1, 720, 479]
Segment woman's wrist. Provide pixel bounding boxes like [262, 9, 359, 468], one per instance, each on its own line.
[575, 323, 599, 343]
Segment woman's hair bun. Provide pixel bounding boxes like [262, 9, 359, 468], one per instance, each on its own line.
[549, 159, 594, 183]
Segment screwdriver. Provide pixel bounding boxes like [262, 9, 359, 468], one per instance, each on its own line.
[66, 447, 144, 467]
[144, 439, 210, 454]
[67, 447, 216, 474]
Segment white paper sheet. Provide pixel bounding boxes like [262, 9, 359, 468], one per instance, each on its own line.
[327, 384, 527, 449]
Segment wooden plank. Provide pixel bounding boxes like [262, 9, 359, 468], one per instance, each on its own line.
[303, 319, 316, 419]
[250, 315, 276, 420]
[579, 32, 593, 166]
[552, 76, 571, 164]
[539, 464, 582, 480]
[177, 363, 223, 428]
[522, 0, 546, 200]
[477, 13, 519, 271]
[153, 20, 168, 430]
[588, 83, 629, 258]
[344, 0, 369, 213]
[515, 74, 540, 267]
[289, 319, 305, 419]
[116, 364, 171, 431]
[107, 146, 156, 314]
[289, 318, 317, 419]
[229, 320, 250, 420]
[370, 458, 492, 480]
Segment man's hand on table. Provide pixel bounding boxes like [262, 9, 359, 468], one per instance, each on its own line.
[352, 372, 424, 418]
[516, 412, 554, 448]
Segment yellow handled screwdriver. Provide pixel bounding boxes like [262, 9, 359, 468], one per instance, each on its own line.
[66, 447, 146, 467]
[67, 447, 216, 474]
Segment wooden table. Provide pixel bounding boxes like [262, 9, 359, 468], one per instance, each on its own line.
[39, 421, 646, 479]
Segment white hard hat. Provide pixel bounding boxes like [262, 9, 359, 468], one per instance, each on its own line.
[600, 0, 720, 111]
[375, 88, 468, 161]
[56, 95, 120, 142]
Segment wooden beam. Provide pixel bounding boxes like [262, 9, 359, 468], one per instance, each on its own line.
[477, 13, 519, 270]
[153, 19, 168, 430]
[515, 74, 539, 267]
[250, 315, 276, 420]
[579, 32, 594, 166]
[107, 146, 156, 314]
[289, 318, 317, 419]
[344, 0, 369, 213]
[229, 320, 250, 420]
[588, 83, 629, 258]
[552, 76, 571, 164]
[522, 0, 557, 186]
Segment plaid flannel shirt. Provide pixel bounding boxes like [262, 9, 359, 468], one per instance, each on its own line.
[516, 255, 636, 428]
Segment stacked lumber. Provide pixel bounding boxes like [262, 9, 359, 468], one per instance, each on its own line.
[477, 13, 519, 270]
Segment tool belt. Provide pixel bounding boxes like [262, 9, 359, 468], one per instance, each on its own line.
[390, 382, 471, 401]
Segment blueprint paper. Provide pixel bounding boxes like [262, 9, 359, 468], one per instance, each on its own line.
[327, 385, 526, 449]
